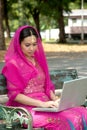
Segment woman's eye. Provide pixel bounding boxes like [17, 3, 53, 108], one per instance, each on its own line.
[25, 44, 30, 47]
[33, 43, 37, 46]
[25, 43, 37, 47]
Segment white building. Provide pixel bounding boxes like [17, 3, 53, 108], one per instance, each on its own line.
[65, 9, 87, 40]
[41, 9, 87, 41]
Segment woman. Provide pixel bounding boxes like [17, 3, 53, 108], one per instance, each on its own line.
[2, 25, 87, 129]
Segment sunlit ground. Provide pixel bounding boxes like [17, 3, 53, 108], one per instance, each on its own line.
[43, 42, 87, 53]
[0, 38, 87, 62]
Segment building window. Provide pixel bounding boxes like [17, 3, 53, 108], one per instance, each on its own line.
[72, 18, 77, 23]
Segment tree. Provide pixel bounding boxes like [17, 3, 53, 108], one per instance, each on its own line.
[0, 0, 6, 50]
[44, 0, 70, 43]
[57, 1, 67, 43]
[22, 0, 42, 36]
[42, 0, 78, 43]
[5, 0, 86, 43]
[3, 0, 10, 38]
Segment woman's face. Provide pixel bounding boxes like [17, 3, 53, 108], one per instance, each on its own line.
[20, 35, 37, 58]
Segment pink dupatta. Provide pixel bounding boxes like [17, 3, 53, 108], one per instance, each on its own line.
[2, 25, 54, 101]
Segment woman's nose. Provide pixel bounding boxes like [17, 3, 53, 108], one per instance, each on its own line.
[29, 45, 34, 50]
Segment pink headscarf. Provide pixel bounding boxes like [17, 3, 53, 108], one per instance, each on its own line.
[2, 25, 54, 98]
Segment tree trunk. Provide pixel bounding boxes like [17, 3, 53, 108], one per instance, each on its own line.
[32, 8, 41, 38]
[0, 0, 6, 50]
[3, 0, 10, 38]
[58, 6, 66, 43]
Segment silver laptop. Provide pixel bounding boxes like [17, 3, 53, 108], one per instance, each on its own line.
[33, 77, 87, 112]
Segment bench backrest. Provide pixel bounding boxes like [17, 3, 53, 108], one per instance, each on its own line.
[0, 69, 78, 95]
[0, 74, 7, 95]
[50, 69, 78, 89]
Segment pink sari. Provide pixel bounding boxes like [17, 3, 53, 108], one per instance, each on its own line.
[2, 25, 87, 130]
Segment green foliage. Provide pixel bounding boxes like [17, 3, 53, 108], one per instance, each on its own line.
[5, 0, 87, 32]
[70, 0, 87, 9]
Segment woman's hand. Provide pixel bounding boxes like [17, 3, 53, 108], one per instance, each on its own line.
[40, 100, 58, 108]
[50, 90, 60, 101]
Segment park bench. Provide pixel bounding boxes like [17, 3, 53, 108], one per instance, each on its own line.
[0, 69, 78, 130]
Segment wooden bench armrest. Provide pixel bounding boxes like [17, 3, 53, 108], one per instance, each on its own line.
[0, 94, 8, 104]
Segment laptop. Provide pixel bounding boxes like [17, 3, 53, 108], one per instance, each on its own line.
[33, 77, 87, 112]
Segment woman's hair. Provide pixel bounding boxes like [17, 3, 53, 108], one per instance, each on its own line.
[19, 27, 38, 43]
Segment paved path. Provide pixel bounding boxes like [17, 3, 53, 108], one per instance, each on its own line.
[0, 52, 87, 77]
[46, 52, 87, 77]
